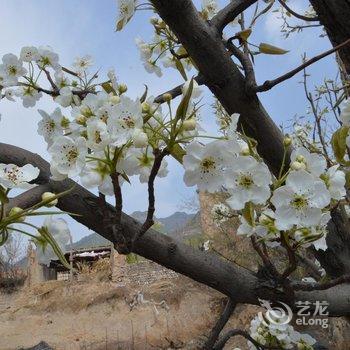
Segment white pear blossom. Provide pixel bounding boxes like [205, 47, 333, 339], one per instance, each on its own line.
[290, 147, 326, 176]
[339, 99, 350, 126]
[116, 0, 136, 31]
[15, 86, 42, 107]
[4, 89, 15, 101]
[73, 55, 93, 72]
[144, 59, 162, 77]
[20, 46, 39, 62]
[135, 38, 152, 61]
[48, 136, 87, 177]
[202, 0, 218, 19]
[54, 71, 70, 89]
[36, 46, 60, 71]
[226, 156, 272, 210]
[120, 148, 168, 183]
[271, 170, 330, 230]
[80, 159, 115, 196]
[183, 140, 232, 192]
[37, 216, 70, 266]
[107, 96, 143, 146]
[0, 164, 39, 189]
[86, 118, 111, 151]
[0, 53, 27, 85]
[107, 68, 118, 91]
[37, 108, 65, 146]
[55, 87, 73, 107]
[248, 315, 315, 350]
[322, 165, 346, 200]
[211, 203, 231, 226]
[132, 129, 148, 148]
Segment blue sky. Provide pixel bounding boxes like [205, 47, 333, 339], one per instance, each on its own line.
[0, 0, 338, 241]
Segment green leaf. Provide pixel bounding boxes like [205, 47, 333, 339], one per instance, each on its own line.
[175, 59, 188, 81]
[170, 144, 186, 164]
[175, 78, 193, 121]
[331, 126, 350, 165]
[259, 43, 289, 55]
[0, 186, 9, 204]
[140, 84, 148, 103]
[236, 28, 252, 41]
[101, 82, 116, 95]
[242, 202, 254, 226]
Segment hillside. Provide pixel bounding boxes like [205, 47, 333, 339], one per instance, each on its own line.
[71, 211, 198, 249]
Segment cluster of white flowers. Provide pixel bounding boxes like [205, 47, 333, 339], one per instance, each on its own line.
[135, 17, 194, 77]
[184, 105, 347, 251]
[249, 315, 316, 350]
[0, 46, 103, 109]
[211, 203, 232, 226]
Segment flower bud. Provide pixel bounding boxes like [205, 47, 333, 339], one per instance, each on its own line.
[9, 207, 25, 222]
[142, 102, 151, 113]
[283, 136, 292, 147]
[296, 155, 306, 163]
[109, 95, 120, 104]
[118, 84, 127, 94]
[182, 118, 197, 131]
[162, 93, 172, 103]
[150, 17, 159, 25]
[42, 192, 58, 207]
[291, 161, 306, 171]
[132, 129, 148, 148]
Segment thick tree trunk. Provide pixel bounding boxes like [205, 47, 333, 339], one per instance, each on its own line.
[308, 0, 350, 277]
[310, 0, 350, 75]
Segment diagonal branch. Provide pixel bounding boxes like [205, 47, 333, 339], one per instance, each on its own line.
[211, 0, 258, 33]
[203, 298, 236, 350]
[2, 142, 350, 316]
[277, 0, 319, 22]
[254, 38, 350, 93]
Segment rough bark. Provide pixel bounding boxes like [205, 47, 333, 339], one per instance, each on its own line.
[150, 0, 288, 177]
[310, 0, 350, 75]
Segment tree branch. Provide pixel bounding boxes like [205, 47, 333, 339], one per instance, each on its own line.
[277, 0, 319, 22]
[211, 0, 258, 33]
[151, 0, 287, 177]
[2, 142, 350, 316]
[204, 298, 236, 350]
[254, 38, 350, 93]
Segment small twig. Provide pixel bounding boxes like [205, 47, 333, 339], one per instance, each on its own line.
[204, 298, 236, 350]
[254, 38, 350, 93]
[292, 273, 350, 291]
[226, 39, 257, 92]
[154, 74, 205, 104]
[43, 68, 58, 92]
[135, 148, 169, 241]
[62, 66, 80, 77]
[251, 236, 280, 279]
[211, 0, 258, 33]
[280, 234, 297, 280]
[277, 0, 319, 22]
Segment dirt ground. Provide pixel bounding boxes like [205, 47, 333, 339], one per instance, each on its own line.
[0, 276, 225, 350]
[1, 275, 350, 350]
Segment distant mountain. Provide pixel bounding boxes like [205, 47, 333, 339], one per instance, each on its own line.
[71, 211, 198, 250]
